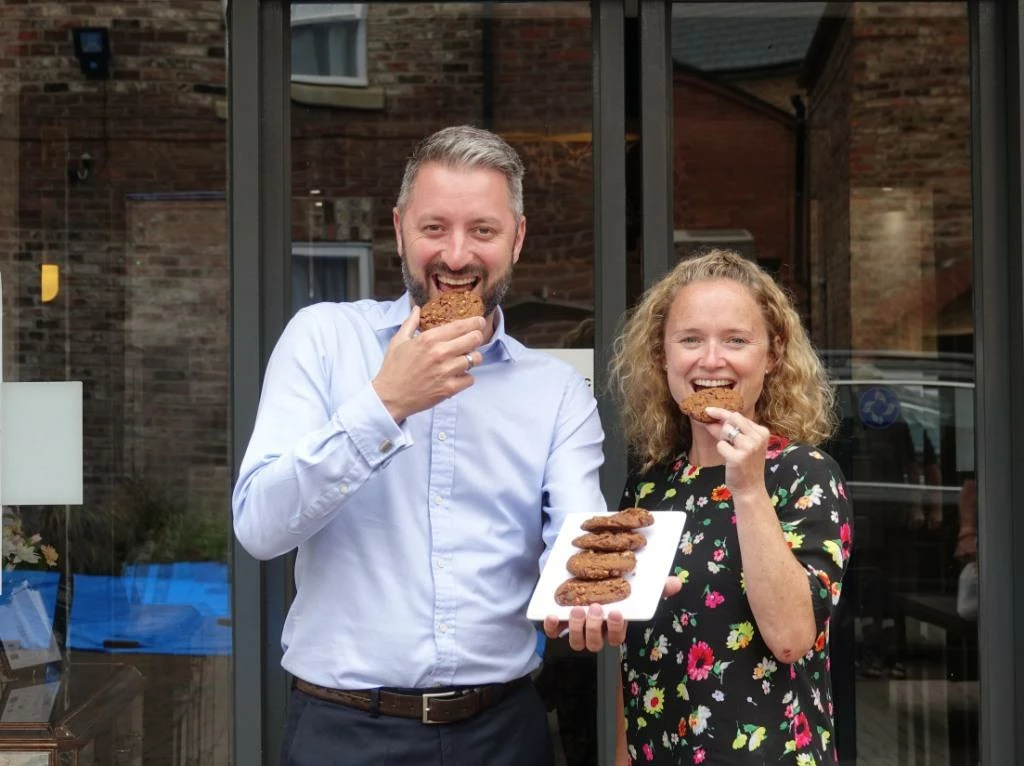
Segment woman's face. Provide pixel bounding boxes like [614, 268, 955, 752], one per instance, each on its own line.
[662, 278, 774, 424]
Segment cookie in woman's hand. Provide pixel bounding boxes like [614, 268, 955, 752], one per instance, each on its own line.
[680, 387, 743, 424]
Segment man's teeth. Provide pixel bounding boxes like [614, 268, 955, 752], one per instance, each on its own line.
[437, 277, 475, 290]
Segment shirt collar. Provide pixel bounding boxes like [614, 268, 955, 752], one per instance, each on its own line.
[373, 293, 519, 363]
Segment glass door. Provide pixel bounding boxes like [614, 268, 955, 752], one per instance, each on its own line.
[287, 2, 601, 762]
[232, 2, 1024, 764]
[658, 2, 978, 763]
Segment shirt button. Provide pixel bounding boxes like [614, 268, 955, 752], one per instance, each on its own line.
[436, 559, 445, 569]
[378, 439, 393, 453]
[433, 495, 442, 505]
[437, 431, 447, 441]
[438, 623, 448, 634]
[340, 484, 350, 494]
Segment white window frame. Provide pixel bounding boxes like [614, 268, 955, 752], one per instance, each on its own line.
[292, 242, 373, 302]
[290, 3, 368, 87]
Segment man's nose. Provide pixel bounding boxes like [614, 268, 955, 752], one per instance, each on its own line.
[441, 232, 473, 270]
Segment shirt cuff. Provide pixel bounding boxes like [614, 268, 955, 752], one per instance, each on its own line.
[333, 383, 410, 469]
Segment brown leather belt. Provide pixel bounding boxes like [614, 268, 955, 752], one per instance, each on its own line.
[294, 675, 533, 724]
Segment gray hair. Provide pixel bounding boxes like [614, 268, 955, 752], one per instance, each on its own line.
[396, 125, 525, 222]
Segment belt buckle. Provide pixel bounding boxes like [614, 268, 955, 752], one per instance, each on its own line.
[421, 690, 459, 724]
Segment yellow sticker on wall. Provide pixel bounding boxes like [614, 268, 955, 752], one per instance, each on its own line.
[41, 264, 59, 302]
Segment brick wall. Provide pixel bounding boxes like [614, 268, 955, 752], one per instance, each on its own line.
[807, 14, 854, 351]
[291, 3, 596, 346]
[2, 0, 227, 553]
[673, 70, 797, 287]
[807, 2, 971, 354]
[291, 4, 797, 346]
[125, 197, 229, 512]
[0, 2, 19, 374]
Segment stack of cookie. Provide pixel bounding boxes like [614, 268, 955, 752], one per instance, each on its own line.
[553, 508, 654, 607]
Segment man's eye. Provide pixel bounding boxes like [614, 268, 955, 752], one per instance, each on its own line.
[475, 227, 495, 237]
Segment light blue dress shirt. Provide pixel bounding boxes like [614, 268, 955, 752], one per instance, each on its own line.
[232, 294, 606, 689]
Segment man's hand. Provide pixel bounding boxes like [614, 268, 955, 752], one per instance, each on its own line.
[543, 576, 682, 652]
[372, 306, 485, 423]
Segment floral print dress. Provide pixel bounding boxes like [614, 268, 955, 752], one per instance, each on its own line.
[619, 437, 853, 765]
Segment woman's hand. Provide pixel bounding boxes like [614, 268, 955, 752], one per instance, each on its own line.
[704, 406, 770, 497]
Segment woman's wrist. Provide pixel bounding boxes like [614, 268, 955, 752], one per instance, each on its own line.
[730, 484, 772, 510]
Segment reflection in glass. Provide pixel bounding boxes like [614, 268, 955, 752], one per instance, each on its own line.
[1, 0, 232, 763]
[289, 3, 595, 763]
[671, 2, 975, 764]
[292, 3, 368, 86]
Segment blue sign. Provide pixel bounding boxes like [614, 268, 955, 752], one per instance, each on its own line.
[858, 386, 902, 429]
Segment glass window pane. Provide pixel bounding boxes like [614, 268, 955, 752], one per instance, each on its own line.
[1, 3, 231, 763]
[288, 3, 595, 764]
[668, 3, 976, 764]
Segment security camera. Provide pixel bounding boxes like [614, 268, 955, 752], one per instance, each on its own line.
[78, 153, 92, 180]
[68, 152, 93, 183]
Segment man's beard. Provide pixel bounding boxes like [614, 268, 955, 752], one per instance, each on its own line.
[401, 251, 513, 318]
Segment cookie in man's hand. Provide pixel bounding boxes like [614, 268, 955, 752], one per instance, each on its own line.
[419, 292, 485, 331]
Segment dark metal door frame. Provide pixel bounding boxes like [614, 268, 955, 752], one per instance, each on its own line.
[228, 2, 1024, 765]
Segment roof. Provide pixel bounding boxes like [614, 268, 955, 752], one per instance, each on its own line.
[671, 2, 826, 75]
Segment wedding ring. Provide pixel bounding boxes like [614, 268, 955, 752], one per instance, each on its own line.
[465, 353, 475, 371]
[723, 424, 741, 445]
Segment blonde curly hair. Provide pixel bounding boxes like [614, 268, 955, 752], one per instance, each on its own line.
[609, 249, 836, 470]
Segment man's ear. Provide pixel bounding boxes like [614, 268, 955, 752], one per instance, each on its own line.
[512, 215, 526, 264]
[393, 207, 403, 254]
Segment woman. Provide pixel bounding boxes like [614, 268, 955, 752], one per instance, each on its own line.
[609, 249, 852, 765]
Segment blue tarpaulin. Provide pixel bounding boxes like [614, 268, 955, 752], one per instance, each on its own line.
[69, 562, 231, 655]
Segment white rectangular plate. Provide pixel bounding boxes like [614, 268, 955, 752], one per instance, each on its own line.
[527, 510, 687, 622]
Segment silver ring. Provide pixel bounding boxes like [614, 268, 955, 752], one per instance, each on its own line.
[723, 424, 741, 445]
[465, 353, 475, 371]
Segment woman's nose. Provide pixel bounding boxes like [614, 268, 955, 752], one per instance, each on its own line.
[701, 341, 725, 367]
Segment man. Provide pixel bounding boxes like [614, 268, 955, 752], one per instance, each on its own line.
[233, 125, 611, 765]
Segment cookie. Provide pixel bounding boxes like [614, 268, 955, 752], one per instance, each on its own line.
[419, 291, 485, 331]
[554, 577, 631, 606]
[571, 531, 647, 552]
[566, 550, 637, 580]
[580, 507, 655, 532]
[680, 387, 743, 424]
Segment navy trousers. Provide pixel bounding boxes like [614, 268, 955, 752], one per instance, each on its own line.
[280, 681, 554, 766]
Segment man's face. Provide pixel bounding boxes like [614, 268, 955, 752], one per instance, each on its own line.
[394, 162, 525, 319]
